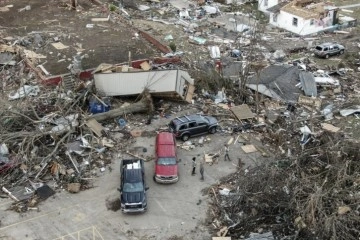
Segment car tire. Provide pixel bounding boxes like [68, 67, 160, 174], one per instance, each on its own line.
[182, 134, 190, 141]
[339, 50, 344, 55]
[153, 175, 156, 182]
[209, 127, 217, 134]
[325, 54, 329, 59]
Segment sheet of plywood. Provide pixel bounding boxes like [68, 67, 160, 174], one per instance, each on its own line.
[230, 104, 255, 120]
[51, 42, 69, 50]
[85, 118, 104, 137]
[205, 153, 214, 163]
[23, 49, 46, 59]
[321, 123, 340, 133]
[298, 95, 321, 109]
[0, 6, 10, 12]
[140, 61, 151, 71]
[0, 44, 17, 53]
[241, 144, 257, 153]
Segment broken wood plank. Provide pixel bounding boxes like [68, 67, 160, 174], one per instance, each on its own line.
[91, 15, 110, 22]
[65, 151, 80, 174]
[241, 144, 258, 153]
[321, 123, 340, 133]
[255, 146, 269, 157]
[51, 42, 69, 50]
[230, 104, 255, 121]
[85, 118, 105, 137]
[298, 95, 322, 109]
[2, 187, 20, 202]
[37, 65, 50, 76]
[126, 151, 147, 161]
[140, 61, 151, 71]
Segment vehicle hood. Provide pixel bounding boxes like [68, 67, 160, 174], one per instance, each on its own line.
[122, 191, 144, 204]
[156, 164, 178, 176]
[206, 116, 218, 125]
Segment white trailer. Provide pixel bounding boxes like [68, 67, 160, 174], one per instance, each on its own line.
[94, 68, 195, 103]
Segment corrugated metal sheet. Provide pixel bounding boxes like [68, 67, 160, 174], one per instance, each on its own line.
[94, 69, 194, 97]
[299, 71, 317, 97]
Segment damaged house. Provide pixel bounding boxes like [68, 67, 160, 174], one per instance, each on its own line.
[258, 0, 357, 36]
[246, 65, 302, 102]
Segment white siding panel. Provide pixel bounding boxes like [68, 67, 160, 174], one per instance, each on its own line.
[258, 0, 279, 14]
[94, 70, 178, 96]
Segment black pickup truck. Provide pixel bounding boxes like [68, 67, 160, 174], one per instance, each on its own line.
[119, 159, 148, 213]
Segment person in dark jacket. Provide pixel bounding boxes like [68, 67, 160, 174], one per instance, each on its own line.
[199, 162, 204, 181]
[191, 157, 196, 175]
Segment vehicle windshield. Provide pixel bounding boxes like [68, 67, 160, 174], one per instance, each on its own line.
[123, 182, 144, 192]
[202, 116, 211, 123]
[158, 157, 177, 165]
[315, 46, 323, 51]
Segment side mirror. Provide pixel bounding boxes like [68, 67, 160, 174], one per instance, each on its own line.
[145, 187, 149, 191]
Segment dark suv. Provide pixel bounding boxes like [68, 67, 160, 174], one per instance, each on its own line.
[169, 114, 218, 141]
[119, 159, 148, 213]
[314, 43, 345, 58]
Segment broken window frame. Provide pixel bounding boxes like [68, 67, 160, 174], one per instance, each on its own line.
[292, 17, 298, 26]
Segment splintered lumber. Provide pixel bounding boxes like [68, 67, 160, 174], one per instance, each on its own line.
[126, 151, 147, 161]
[241, 144, 258, 153]
[86, 118, 105, 137]
[88, 91, 153, 122]
[2, 187, 20, 202]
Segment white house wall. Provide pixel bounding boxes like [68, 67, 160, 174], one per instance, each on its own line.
[269, 10, 336, 36]
[258, 0, 279, 14]
[94, 70, 179, 96]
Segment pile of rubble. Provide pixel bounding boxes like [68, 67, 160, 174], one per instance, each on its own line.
[0, 44, 164, 212]
[208, 133, 360, 239]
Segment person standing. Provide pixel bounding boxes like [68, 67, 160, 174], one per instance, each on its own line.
[191, 157, 196, 175]
[199, 162, 204, 181]
[224, 144, 231, 161]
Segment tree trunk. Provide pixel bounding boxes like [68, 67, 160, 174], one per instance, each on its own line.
[71, 0, 77, 9]
[88, 92, 153, 122]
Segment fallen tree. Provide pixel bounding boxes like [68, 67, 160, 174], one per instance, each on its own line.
[88, 90, 154, 122]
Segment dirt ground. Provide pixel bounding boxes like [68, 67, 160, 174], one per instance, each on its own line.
[0, 0, 160, 75]
[0, 106, 267, 240]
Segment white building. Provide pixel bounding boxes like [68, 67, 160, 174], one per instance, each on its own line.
[258, 0, 356, 36]
[270, 1, 338, 35]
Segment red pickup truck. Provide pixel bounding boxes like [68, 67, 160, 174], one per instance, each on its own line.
[154, 132, 179, 183]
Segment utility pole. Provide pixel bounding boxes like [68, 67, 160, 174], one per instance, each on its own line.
[250, 62, 267, 123]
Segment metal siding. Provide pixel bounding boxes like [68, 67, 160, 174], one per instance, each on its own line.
[94, 70, 178, 96]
